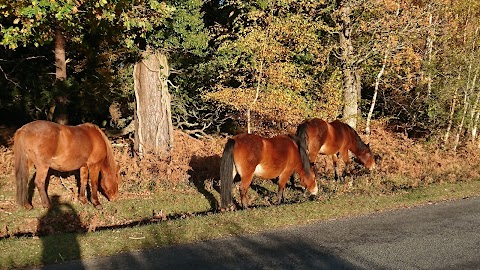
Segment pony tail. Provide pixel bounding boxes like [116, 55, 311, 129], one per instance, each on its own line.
[14, 131, 29, 207]
[220, 139, 236, 209]
[295, 123, 311, 177]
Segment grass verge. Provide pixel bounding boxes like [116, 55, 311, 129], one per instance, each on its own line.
[1, 179, 479, 269]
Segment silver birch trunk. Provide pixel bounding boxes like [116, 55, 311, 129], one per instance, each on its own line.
[469, 72, 479, 140]
[366, 47, 389, 136]
[453, 89, 468, 151]
[473, 109, 480, 142]
[247, 61, 263, 134]
[426, 12, 434, 100]
[443, 88, 458, 149]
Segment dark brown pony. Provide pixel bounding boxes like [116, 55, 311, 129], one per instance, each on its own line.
[220, 133, 318, 209]
[296, 118, 375, 181]
[14, 120, 120, 210]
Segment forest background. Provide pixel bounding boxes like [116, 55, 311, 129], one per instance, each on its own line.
[1, 0, 480, 149]
[2, 0, 480, 150]
[1, 1, 480, 266]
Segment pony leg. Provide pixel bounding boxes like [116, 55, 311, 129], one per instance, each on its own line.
[239, 174, 254, 209]
[332, 154, 342, 182]
[78, 166, 89, 204]
[34, 166, 51, 209]
[276, 172, 291, 204]
[341, 149, 352, 179]
[88, 165, 103, 209]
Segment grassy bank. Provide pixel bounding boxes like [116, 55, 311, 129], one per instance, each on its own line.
[1, 179, 479, 269]
[2, 122, 480, 269]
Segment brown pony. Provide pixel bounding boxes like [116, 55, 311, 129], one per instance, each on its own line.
[14, 120, 120, 210]
[220, 133, 318, 209]
[296, 118, 375, 181]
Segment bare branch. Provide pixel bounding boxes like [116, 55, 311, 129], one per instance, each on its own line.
[0, 65, 21, 88]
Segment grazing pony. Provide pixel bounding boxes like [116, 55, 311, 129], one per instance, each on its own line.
[220, 133, 318, 209]
[14, 120, 120, 209]
[296, 118, 375, 181]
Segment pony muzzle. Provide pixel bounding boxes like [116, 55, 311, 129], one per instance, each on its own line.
[107, 192, 119, 201]
[308, 185, 318, 196]
[112, 194, 119, 201]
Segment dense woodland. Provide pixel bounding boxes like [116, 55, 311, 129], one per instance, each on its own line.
[1, 0, 480, 153]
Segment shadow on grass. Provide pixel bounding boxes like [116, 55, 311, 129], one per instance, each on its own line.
[37, 195, 85, 267]
[188, 154, 222, 211]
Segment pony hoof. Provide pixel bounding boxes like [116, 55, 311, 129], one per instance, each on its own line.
[94, 204, 103, 210]
[24, 204, 33, 210]
[43, 203, 53, 209]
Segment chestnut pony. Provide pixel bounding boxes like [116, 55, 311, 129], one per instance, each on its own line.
[220, 133, 318, 209]
[14, 120, 120, 210]
[296, 118, 375, 181]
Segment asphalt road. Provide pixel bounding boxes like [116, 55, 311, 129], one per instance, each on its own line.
[35, 196, 480, 270]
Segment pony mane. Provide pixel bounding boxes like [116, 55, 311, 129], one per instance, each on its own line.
[295, 122, 308, 139]
[295, 122, 309, 150]
[348, 125, 369, 151]
[290, 134, 311, 178]
[88, 124, 117, 176]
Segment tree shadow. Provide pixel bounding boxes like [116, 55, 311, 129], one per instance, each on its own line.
[37, 195, 85, 268]
[188, 154, 221, 210]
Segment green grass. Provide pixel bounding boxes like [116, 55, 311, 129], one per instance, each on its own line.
[1, 179, 480, 269]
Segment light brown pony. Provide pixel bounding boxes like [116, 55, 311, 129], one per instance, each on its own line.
[14, 120, 120, 210]
[296, 118, 375, 181]
[220, 133, 318, 209]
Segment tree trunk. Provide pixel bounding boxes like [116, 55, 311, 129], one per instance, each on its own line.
[443, 88, 458, 149]
[134, 49, 174, 156]
[356, 68, 362, 117]
[53, 27, 68, 124]
[247, 60, 263, 134]
[339, 3, 358, 129]
[473, 109, 480, 142]
[453, 89, 468, 152]
[366, 47, 389, 135]
[55, 28, 67, 81]
[469, 72, 479, 140]
[426, 12, 434, 100]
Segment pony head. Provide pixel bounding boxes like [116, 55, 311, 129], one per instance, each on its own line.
[358, 143, 375, 170]
[101, 163, 120, 201]
[302, 167, 318, 196]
